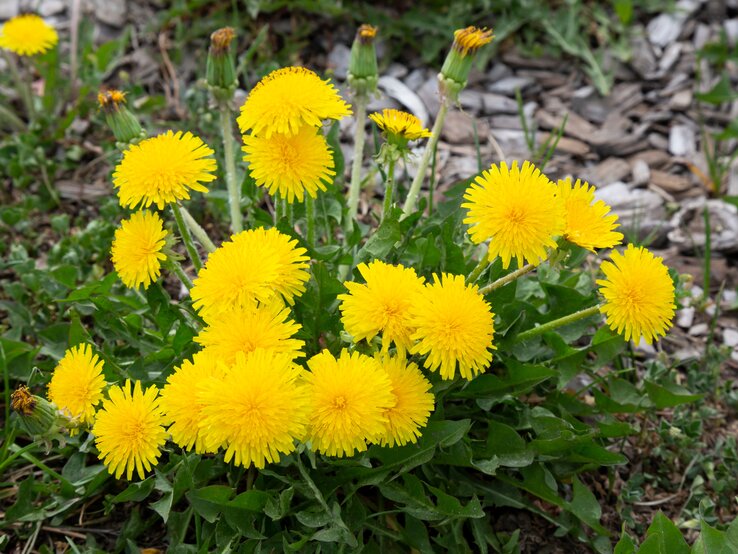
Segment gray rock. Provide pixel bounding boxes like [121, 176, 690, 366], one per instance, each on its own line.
[668, 124, 696, 156]
[727, 159, 738, 196]
[95, 0, 127, 27]
[582, 157, 631, 186]
[481, 93, 518, 115]
[458, 90, 484, 113]
[727, 20, 738, 46]
[417, 76, 440, 117]
[595, 182, 670, 242]
[668, 198, 738, 253]
[487, 62, 512, 83]
[490, 129, 531, 160]
[404, 68, 426, 92]
[724, 328, 738, 348]
[669, 89, 693, 111]
[377, 75, 429, 126]
[487, 76, 534, 96]
[441, 110, 489, 144]
[648, 132, 669, 150]
[0, 0, 19, 19]
[385, 62, 408, 79]
[631, 33, 658, 77]
[693, 22, 712, 50]
[571, 86, 609, 124]
[39, 0, 65, 16]
[631, 159, 651, 186]
[676, 307, 695, 328]
[659, 42, 682, 73]
[647, 0, 701, 48]
[327, 43, 351, 80]
[689, 323, 709, 336]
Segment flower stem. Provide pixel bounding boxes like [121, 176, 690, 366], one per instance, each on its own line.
[170, 260, 194, 290]
[402, 99, 450, 218]
[381, 158, 397, 222]
[306, 194, 316, 246]
[171, 203, 203, 272]
[218, 99, 242, 234]
[467, 246, 491, 283]
[4, 52, 35, 120]
[179, 205, 217, 253]
[478, 263, 535, 295]
[347, 95, 368, 222]
[514, 304, 602, 343]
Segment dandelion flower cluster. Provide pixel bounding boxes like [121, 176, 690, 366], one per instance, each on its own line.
[463, 161, 565, 269]
[237, 67, 351, 138]
[47, 344, 106, 428]
[159, 351, 225, 453]
[0, 14, 58, 56]
[557, 178, 623, 251]
[305, 350, 395, 457]
[242, 125, 335, 203]
[369, 109, 432, 142]
[410, 273, 496, 380]
[199, 350, 311, 468]
[452, 26, 495, 56]
[92, 380, 167, 480]
[190, 227, 310, 321]
[111, 210, 168, 289]
[597, 245, 675, 344]
[113, 130, 217, 209]
[338, 261, 425, 354]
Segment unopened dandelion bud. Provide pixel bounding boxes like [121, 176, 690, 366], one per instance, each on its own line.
[439, 26, 494, 101]
[206, 27, 237, 97]
[348, 24, 378, 96]
[98, 89, 144, 145]
[11, 385, 56, 436]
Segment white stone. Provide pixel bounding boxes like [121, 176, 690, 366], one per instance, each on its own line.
[632, 159, 651, 186]
[0, 0, 19, 19]
[327, 43, 350, 80]
[94, 0, 127, 27]
[668, 124, 696, 156]
[689, 323, 709, 336]
[676, 307, 695, 328]
[647, 0, 700, 48]
[487, 76, 533, 96]
[724, 328, 738, 348]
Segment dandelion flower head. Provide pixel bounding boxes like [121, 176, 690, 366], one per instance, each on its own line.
[190, 227, 310, 322]
[92, 380, 167, 480]
[597, 244, 675, 344]
[195, 302, 305, 366]
[111, 210, 168, 289]
[113, 130, 217, 209]
[237, 66, 352, 138]
[159, 351, 225, 453]
[378, 355, 434, 447]
[462, 161, 565, 269]
[198, 350, 310, 468]
[452, 26, 494, 56]
[338, 261, 425, 354]
[557, 178, 623, 252]
[369, 109, 432, 142]
[305, 350, 394, 457]
[410, 273, 496, 380]
[47, 344, 106, 428]
[0, 14, 58, 56]
[242, 126, 335, 203]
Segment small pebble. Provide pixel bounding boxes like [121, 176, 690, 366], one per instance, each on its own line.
[689, 323, 709, 336]
[676, 307, 695, 328]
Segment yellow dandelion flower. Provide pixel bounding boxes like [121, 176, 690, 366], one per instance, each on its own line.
[97, 89, 127, 109]
[305, 349, 394, 457]
[113, 130, 217, 209]
[358, 24, 378, 41]
[369, 109, 432, 142]
[557, 178, 623, 251]
[452, 26, 495, 56]
[378, 355, 434, 447]
[237, 66, 352, 138]
[111, 210, 168, 289]
[338, 261, 425, 354]
[47, 344, 106, 429]
[597, 245, 675, 344]
[191, 227, 310, 322]
[92, 380, 167, 480]
[0, 14, 58, 56]
[198, 350, 310, 468]
[242, 126, 335, 203]
[410, 273, 496, 380]
[159, 351, 225, 453]
[462, 161, 565, 269]
[195, 302, 305, 366]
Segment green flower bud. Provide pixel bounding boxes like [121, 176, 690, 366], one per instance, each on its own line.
[206, 27, 237, 98]
[11, 385, 56, 437]
[439, 26, 494, 101]
[98, 89, 145, 145]
[348, 24, 378, 96]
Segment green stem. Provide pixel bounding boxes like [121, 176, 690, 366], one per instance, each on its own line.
[4, 52, 34, 120]
[381, 158, 397, 222]
[178, 205, 217, 253]
[171, 203, 202, 272]
[169, 260, 194, 290]
[347, 95, 368, 222]
[0, 442, 38, 476]
[478, 263, 535, 295]
[306, 194, 316, 246]
[218, 99, 242, 234]
[467, 246, 491, 283]
[515, 304, 602, 343]
[0, 103, 25, 131]
[402, 100, 450, 218]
